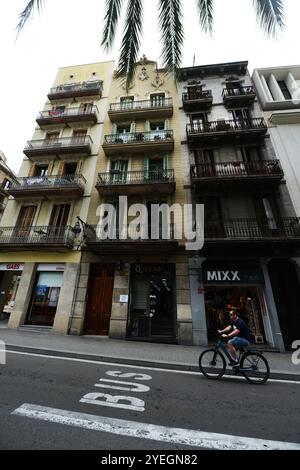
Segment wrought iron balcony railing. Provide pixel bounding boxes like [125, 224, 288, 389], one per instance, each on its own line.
[86, 224, 175, 242]
[187, 118, 267, 136]
[48, 81, 103, 99]
[0, 225, 75, 247]
[109, 98, 173, 112]
[24, 136, 93, 153]
[37, 106, 98, 122]
[104, 130, 174, 145]
[97, 169, 175, 186]
[205, 218, 300, 240]
[222, 86, 256, 98]
[191, 160, 283, 179]
[182, 89, 213, 102]
[9, 174, 86, 191]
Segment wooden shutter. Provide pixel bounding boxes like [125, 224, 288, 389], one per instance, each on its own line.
[164, 119, 170, 130]
[28, 165, 36, 177]
[57, 161, 65, 176]
[163, 155, 169, 171]
[76, 160, 83, 175]
[47, 161, 54, 175]
[144, 121, 150, 132]
[16, 206, 37, 229]
[111, 123, 117, 135]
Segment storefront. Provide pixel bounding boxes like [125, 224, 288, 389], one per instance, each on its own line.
[202, 261, 269, 344]
[0, 263, 23, 319]
[127, 263, 176, 342]
[26, 264, 65, 327]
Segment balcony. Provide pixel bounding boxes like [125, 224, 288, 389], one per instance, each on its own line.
[86, 224, 178, 254]
[47, 81, 103, 101]
[96, 169, 175, 196]
[24, 136, 93, 160]
[222, 86, 256, 108]
[8, 174, 86, 200]
[191, 160, 283, 190]
[108, 98, 173, 121]
[187, 118, 267, 145]
[103, 130, 174, 156]
[36, 106, 98, 128]
[0, 226, 75, 252]
[182, 89, 213, 111]
[205, 218, 300, 243]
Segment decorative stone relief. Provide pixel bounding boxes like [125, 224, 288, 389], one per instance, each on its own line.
[138, 67, 149, 81]
[152, 72, 164, 89]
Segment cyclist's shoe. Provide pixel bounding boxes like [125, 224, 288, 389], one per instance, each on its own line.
[229, 359, 239, 367]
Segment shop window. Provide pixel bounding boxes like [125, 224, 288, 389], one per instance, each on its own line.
[204, 286, 265, 344]
[26, 272, 63, 326]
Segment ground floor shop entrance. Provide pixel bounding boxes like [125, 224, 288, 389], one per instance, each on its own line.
[0, 264, 23, 320]
[204, 285, 266, 343]
[127, 263, 176, 342]
[202, 261, 270, 345]
[84, 264, 114, 335]
[26, 268, 64, 326]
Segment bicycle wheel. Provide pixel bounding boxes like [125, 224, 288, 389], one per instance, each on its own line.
[240, 352, 270, 384]
[199, 349, 226, 380]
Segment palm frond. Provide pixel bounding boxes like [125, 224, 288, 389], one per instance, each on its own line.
[16, 0, 45, 36]
[101, 0, 125, 52]
[196, 0, 214, 34]
[158, 0, 184, 78]
[115, 0, 144, 93]
[252, 0, 285, 37]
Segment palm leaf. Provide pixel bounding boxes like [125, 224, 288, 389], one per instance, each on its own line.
[252, 0, 285, 37]
[16, 0, 45, 35]
[115, 0, 144, 93]
[158, 0, 184, 78]
[196, 0, 214, 34]
[101, 0, 125, 52]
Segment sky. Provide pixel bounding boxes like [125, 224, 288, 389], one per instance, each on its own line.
[0, 0, 299, 173]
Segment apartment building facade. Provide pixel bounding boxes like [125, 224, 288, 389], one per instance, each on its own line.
[0, 61, 115, 331]
[179, 61, 300, 351]
[73, 57, 192, 345]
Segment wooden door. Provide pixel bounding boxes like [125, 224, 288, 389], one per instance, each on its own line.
[15, 206, 37, 238]
[84, 265, 114, 335]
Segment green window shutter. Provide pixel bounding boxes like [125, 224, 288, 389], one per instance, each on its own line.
[163, 155, 169, 170]
[145, 120, 150, 132]
[144, 157, 149, 180]
[111, 123, 117, 135]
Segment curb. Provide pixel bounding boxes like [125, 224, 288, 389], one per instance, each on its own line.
[5, 344, 300, 382]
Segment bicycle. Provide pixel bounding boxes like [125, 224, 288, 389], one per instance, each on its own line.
[199, 335, 270, 384]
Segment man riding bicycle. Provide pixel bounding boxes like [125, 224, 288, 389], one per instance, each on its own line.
[218, 310, 251, 366]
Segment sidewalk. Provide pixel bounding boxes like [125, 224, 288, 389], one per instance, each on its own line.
[0, 326, 299, 380]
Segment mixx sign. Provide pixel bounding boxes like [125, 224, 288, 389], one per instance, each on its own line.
[204, 269, 264, 284]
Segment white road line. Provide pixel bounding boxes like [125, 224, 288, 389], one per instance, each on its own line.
[5, 350, 300, 384]
[12, 403, 300, 450]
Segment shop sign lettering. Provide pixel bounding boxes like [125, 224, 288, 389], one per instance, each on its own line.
[207, 271, 240, 282]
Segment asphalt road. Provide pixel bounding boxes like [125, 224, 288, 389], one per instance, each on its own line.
[0, 350, 300, 450]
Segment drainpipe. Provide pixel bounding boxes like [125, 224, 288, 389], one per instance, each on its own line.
[68, 262, 82, 335]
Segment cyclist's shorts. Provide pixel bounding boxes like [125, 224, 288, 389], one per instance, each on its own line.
[229, 337, 250, 348]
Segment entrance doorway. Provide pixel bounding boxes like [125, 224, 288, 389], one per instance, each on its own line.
[84, 265, 114, 335]
[127, 264, 176, 342]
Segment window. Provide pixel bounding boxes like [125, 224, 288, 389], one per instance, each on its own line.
[79, 103, 93, 113]
[277, 80, 292, 100]
[190, 113, 208, 129]
[26, 272, 63, 326]
[232, 109, 251, 125]
[2, 178, 11, 190]
[64, 162, 77, 176]
[149, 122, 165, 140]
[35, 165, 48, 177]
[45, 132, 59, 143]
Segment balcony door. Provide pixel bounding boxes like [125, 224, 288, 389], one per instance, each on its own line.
[194, 149, 215, 177]
[232, 109, 251, 128]
[110, 160, 128, 183]
[150, 93, 165, 107]
[253, 196, 281, 235]
[49, 204, 70, 237]
[73, 129, 87, 144]
[14, 206, 37, 239]
[202, 197, 223, 238]
[45, 132, 59, 146]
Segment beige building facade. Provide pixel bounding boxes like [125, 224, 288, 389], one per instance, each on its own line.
[0, 61, 115, 330]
